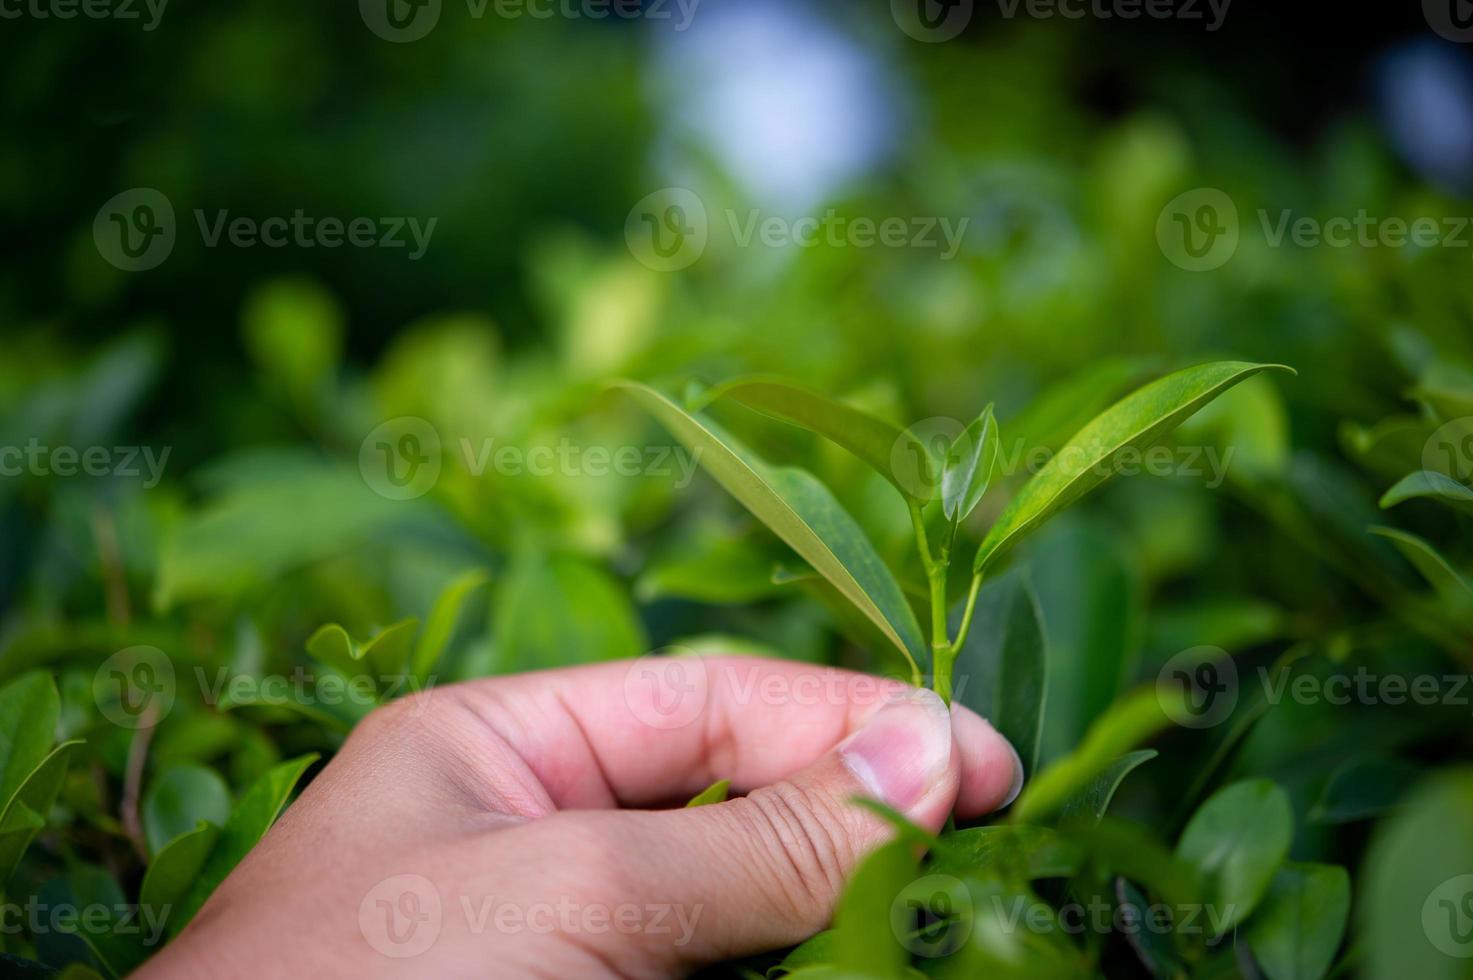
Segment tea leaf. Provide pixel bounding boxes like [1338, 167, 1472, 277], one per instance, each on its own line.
[142, 765, 231, 857]
[494, 551, 647, 670]
[0, 740, 80, 882]
[831, 839, 917, 977]
[1176, 779, 1293, 934]
[1369, 526, 1473, 604]
[950, 570, 1046, 775]
[1362, 769, 1473, 980]
[0, 671, 59, 811]
[1309, 756, 1421, 824]
[1246, 862, 1350, 980]
[305, 618, 418, 696]
[139, 822, 219, 923]
[974, 361, 1294, 574]
[931, 825, 1081, 880]
[686, 779, 730, 807]
[941, 404, 999, 523]
[709, 377, 932, 501]
[1056, 749, 1157, 826]
[617, 382, 927, 677]
[171, 754, 317, 934]
[411, 568, 491, 682]
[1012, 687, 1175, 824]
[1380, 470, 1473, 515]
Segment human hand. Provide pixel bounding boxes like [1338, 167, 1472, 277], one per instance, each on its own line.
[138, 656, 1023, 978]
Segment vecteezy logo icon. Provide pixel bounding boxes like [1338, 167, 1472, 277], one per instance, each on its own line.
[94, 646, 176, 729]
[623, 650, 709, 730]
[1423, 874, 1473, 957]
[93, 189, 176, 272]
[891, 0, 973, 42]
[1425, 418, 1473, 487]
[1156, 188, 1239, 271]
[359, 417, 443, 500]
[359, 0, 441, 42]
[1157, 646, 1238, 729]
[1425, 0, 1473, 42]
[625, 188, 708, 272]
[359, 874, 442, 958]
[890, 417, 965, 502]
[891, 874, 973, 958]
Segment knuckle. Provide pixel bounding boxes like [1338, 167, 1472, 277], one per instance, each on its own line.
[736, 780, 860, 925]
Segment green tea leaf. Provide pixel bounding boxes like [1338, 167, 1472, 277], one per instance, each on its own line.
[142, 765, 231, 856]
[617, 382, 927, 677]
[974, 361, 1294, 574]
[139, 822, 219, 925]
[1380, 471, 1473, 515]
[770, 930, 838, 976]
[1309, 756, 1421, 824]
[0, 741, 79, 882]
[831, 839, 918, 977]
[411, 568, 491, 682]
[709, 377, 932, 501]
[172, 754, 317, 933]
[942, 404, 999, 523]
[1369, 526, 1473, 605]
[1247, 863, 1350, 980]
[306, 619, 419, 698]
[1056, 750, 1157, 826]
[950, 569, 1046, 775]
[494, 551, 647, 670]
[1176, 779, 1293, 934]
[931, 825, 1081, 880]
[1362, 769, 1473, 979]
[0, 671, 59, 810]
[686, 779, 730, 807]
[1012, 687, 1175, 824]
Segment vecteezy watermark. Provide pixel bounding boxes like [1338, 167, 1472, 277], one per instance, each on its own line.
[0, 0, 167, 30]
[1424, 0, 1473, 43]
[1158, 649, 1473, 730]
[1426, 418, 1473, 487]
[93, 646, 438, 729]
[93, 646, 176, 730]
[0, 439, 170, 488]
[357, 874, 703, 958]
[1159, 187, 1473, 272]
[358, 416, 703, 501]
[888, 876, 1238, 957]
[890, 0, 1228, 42]
[196, 666, 437, 715]
[359, 0, 698, 43]
[625, 187, 970, 272]
[0, 898, 170, 947]
[1157, 646, 1238, 729]
[1424, 874, 1473, 958]
[990, 895, 1238, 937]
[621, 653, 968, 731]
[93, 188, 437, 271]
[1156, 188, 1240, 272]
[888, 417, 1239, 503]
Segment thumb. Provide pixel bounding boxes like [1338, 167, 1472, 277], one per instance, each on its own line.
[587, 687, 996, 964]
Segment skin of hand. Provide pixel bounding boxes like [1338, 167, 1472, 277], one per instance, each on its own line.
[137, 656, 1023, 979]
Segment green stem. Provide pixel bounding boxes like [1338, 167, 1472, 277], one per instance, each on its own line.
[950, 572, 984, 654]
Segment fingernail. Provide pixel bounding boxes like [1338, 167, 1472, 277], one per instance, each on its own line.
[838, 688, 952, 814]
[1001, 738, 1025, 808]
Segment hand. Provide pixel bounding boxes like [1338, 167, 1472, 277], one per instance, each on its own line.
[139, 656, 1023, 978]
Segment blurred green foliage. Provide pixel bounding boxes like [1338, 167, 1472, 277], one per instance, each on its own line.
[2, 4, 1473, 977]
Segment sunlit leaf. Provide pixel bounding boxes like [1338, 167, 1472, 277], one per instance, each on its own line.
[974, 361, 1294, 574]
[617, 382, 927, 677]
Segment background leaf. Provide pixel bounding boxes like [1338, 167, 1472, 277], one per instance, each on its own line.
[974, 362, 1294, 574]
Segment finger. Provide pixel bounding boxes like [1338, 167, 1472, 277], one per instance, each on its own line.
[551, 686, 977, 964]
[418, 655, 1021, 816]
